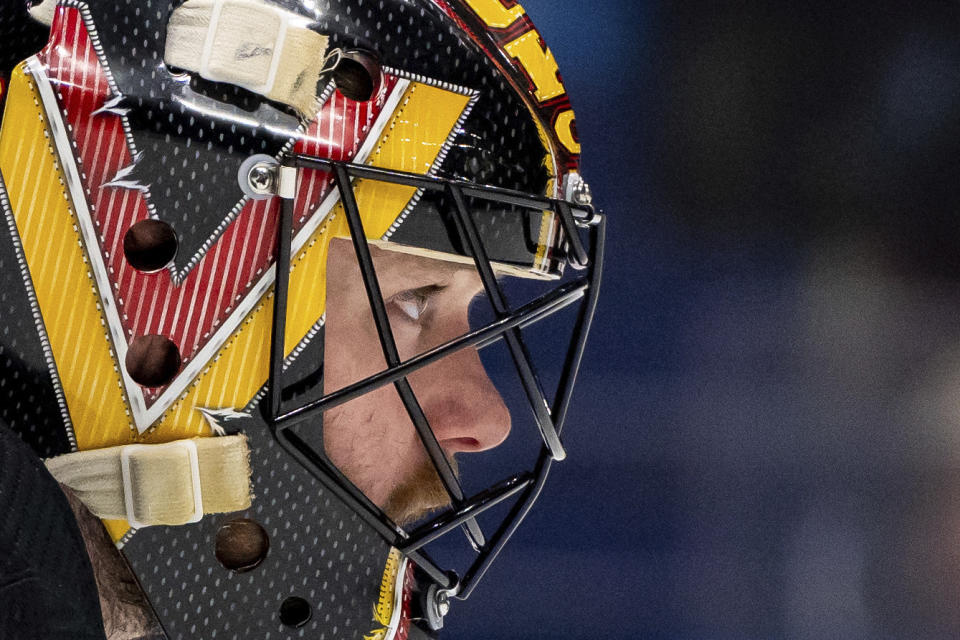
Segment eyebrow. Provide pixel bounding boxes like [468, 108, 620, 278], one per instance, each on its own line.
[394, 284, 448, 299]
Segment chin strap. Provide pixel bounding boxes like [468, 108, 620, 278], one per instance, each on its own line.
[164, 0, 330, 120]
[45, 435, 253, 529]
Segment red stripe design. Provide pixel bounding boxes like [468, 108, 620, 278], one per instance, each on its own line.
[38, 7, 397, 408]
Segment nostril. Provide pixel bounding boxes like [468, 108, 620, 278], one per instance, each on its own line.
[444, 437, 480, 452]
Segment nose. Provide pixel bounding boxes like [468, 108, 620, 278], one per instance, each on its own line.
[412, 345, 511, 455]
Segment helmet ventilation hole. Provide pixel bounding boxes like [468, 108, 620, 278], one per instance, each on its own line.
[214, 518, 270, 572]
[332, 50, 381, 102]
[122, 219, 178, 272]
[125, 335, 182, 388]
[279, 596, 313, 628]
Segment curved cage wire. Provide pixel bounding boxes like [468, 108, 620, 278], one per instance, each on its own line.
[263, 154, 605, 598]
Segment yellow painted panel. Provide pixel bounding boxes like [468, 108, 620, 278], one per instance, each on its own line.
[462, 0, 526, 28]
[335, 82, 472, 239]
[103, 519, 130, 541]
[503, 30, 565, 103]
[154, 80, 470, 444]
[554, 108, 580, 154]
[0, 65, 135, 453]
[1, 71, 468, 541]
[0, 66, 215, 540]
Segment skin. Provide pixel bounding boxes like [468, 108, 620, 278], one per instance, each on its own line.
[323, 238, 512, 523]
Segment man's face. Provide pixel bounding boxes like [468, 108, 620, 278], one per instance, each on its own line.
[322, 238, 511, 524]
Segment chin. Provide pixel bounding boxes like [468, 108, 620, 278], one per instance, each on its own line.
[381, 459, 456, 526]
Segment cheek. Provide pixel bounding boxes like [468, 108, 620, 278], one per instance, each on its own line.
[324, 304, 385, 391]
[323, 242, 387, 389]
[418, 307, 472, 354]
[321, 383, 425, 506]
[391, 321, 424, 361]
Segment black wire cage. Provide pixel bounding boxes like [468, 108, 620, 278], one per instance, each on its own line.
[261, 153, 605, 602]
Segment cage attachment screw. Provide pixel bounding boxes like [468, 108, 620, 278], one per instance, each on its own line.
[238, 154, 280, 200]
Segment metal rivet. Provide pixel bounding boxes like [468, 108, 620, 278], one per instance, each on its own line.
[572, 180, 593, 207]
[238, 154, 280, 200]
[247, 163, 276, 195]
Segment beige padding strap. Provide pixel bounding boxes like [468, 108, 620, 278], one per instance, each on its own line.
[164, 0, 330, 119]
[28, 0, 57, 26]
[46, 436, 252, 529]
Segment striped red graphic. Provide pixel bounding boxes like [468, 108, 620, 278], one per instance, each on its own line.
[38, 7, 398, 406]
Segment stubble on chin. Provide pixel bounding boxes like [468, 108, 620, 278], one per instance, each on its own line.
[322, 405, 459, 525]
[381, 456, 459, 526]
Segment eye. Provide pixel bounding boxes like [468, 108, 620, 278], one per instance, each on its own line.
[390, 289, 430, 322]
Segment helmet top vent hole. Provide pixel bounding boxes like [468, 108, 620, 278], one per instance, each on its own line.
[333, 51, 380, 102]
[215, 518, 270, 573]
[125, 335, 181, 388]
[279, 596, 312, 628]
[123, 219, 178, 273]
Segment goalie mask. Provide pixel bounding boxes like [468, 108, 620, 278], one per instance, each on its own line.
[0, 0, 603, 637]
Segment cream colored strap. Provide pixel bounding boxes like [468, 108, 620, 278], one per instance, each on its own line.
[28, 0, 57, 26]
[46, 436, 253, 528]
[164, 0, 330, 119]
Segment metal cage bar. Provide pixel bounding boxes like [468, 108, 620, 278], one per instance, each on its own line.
[332, 164, 486, 550]
[275, 277, 589, 424]
[266, 164, 296, 421]
[291, 153, 596, 223]
[263, 156, 605, 600]
[456, 217, 605, 599]
[445, 183, 566, 461]
[400, 472, 533, 554]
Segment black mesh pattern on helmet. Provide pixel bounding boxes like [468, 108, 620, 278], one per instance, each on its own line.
[81, 0, 301, 268]
[0, 1, 48, 82]
[388, 195, 553, 273]
[124, 404, 392, 640]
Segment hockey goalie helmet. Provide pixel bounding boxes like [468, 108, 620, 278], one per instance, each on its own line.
[0, 0, 602, 637]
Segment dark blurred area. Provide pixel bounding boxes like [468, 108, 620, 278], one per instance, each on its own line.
[444, 2, 960, 639]
[657, 3, 960, 279]
[646, 4, 960, 637]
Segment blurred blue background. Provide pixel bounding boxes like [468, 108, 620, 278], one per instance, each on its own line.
[444, 1, 960, 639]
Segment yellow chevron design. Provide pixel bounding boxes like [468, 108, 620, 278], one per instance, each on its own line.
[2, 58, 472, 549]
[1, 68, 470, 541]
[0, 64, 137, 450]
[154, 82, 472, 457]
